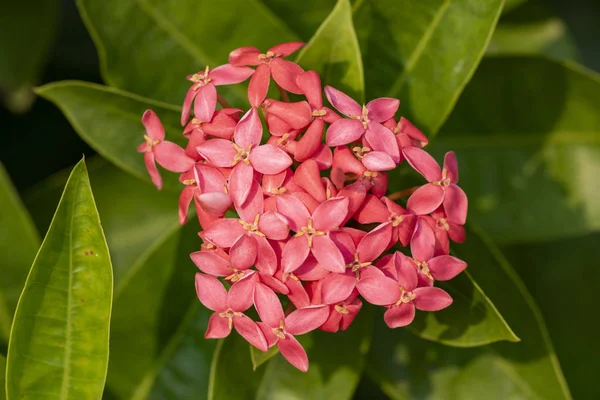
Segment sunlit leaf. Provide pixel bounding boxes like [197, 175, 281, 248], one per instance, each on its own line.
[6, 159, 113, 399]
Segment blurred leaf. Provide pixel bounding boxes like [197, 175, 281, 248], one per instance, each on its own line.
[36, 81, 183, 189]
[430, 57, 600, 243]
[76, 0, 301, 106]
[255, 308, 373, 400]
[502, 233, 600, 400]
[354, 0, 505, 135]
[503, 0, 527, 14]
[1, 354, 5, 400]
[0, 163, 40, 347]
[23, 160, 200, 400]
[410, 271, 519, 347]
[296, 0, 364, 100]
[488, 0, 580, 61]
[250, 346, 279, 371]
[133, 303, 215, 400]
[261, 0, 336, 40]
[367, 225, 572, 400]
[208, 334, 268, 400]
[6, 159, 113, 399]
[0, 0, 60, 113]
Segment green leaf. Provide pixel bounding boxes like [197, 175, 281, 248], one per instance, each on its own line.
[133, 303, 215, 400]
[36, 81, 184, 189]
[431, 57, 600, 243]
[250, 345, 280, 371]
[6, 159, 113, 400]
[255, 308, 373, 400]
[76, 0, 300, 105]
[208, 334, 268, 400]
[23, 160, 201, 400]
[0, 0, 60, 113]
[1, 354, 5, 400]
[488, 0, 580, 61]
[367, 225, 572, 400]
[409, 270, 519, 347]
[0, 164, 40, 347]
[296, 0, 364, 100]
[354, 0, 505, 135]
[260, 0, 336, 40]
[502, 233, 600, 400]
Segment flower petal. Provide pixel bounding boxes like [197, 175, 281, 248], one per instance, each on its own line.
[144, 152, 162, 190]
[413, 287, 453, 311]
[312, 196, 349, 231]
[361, 151, 396, 172]
[296, 70, 323, 109]
[229, 46, 261, 66]
[356, 267, 401, 305]
[195, 273, 227, 312]
[248, 64, 271, 108]
[337, 181, 368, 225]
[406, 183, 445, 216]
[233, 315, 268, 352]
[443, 185, 468, 225]
[311, 235, 346, 273]
[294, 159, 327, 203]
[321, 273, 357, 305]
[254, 283, 285, 328]
[276, 194, 310, 232]
[295, 119, 324, 161]
[196, 192, 232, 217]
[285, 305, 330, 335]
[258, 212, 290, 240]
[384, 304, 416, 328]
[190, 251, 231, 276]
[365, 122, 400, 163]
[205, 313, 232, 338]
[230, 234, 257, 270]
[181, 88, 197, 126]
[228, 161, 254, 208]
[228, 277, 257, 312]
[210, 64, 255, 85]
[196, 139, 237, 167]
[325, 119, 365, 147]
[278, 333, 309, 372]
[234, 108, 263, 149]
[324, 85, 361, 116]
[357, 222, 393, 263]
[366, 97, 400, 122]
[249, 144, 293, 174]
[265, 99, 311, 130]
[270, 58, 304, 94]
[428, 255, 467, 281]
[203, 218, 245, 248]
[354, 194, 390, 224]
[410, 218, 436, 261]
[254, 236, 278, 276]
[402, 147, 442, 182]
[269, 42, 305, 57]
[193, 84, 217, 122]
[154, 142, 195, 172]
[398, 117, 428, 144]
[142, 109, 165, 140]
[282, 235, 310, 274]
[443, 151, 459, 183]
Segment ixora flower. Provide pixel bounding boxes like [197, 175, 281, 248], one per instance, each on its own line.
[139, 42, 469, 372]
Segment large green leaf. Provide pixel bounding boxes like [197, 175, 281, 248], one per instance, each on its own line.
[0, 164, 40, 347]
[255, 308, 373, 400]
[36, 81, 183, 189]
[1, 354, 5, 400]
[6, 159, 113, 399]
[0, 0, 60, 113]
[410, 271, 519, 347]
[23, 160, 202, 400]
[431, 57, 600, 243]
[296, 0, 364, 101]
[77, 0, 300, 106]
[367, 225, 571, 400]
[261, 0, 335, 40]
[502, 233, 600, 400]
[487, 0, 580, 61]
[354, 0, 505, 135]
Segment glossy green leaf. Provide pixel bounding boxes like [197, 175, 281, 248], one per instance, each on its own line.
[0, 164, 40, 347]
[296, 0, 364, 100]
[23, 160, 200, 400]
[0, 0, 59, 113]
[6, 159, 113, 400]
[208, 334, 268, 400]
[410, 270, 519, 347]
[488, 0, 580, 61]
[431, 57, 600, 243]
[260, 0, 336, 40]
[367, 225, 572, 400]
[132, 303, 215, 400]
[1, 354, 5, 400]
[354, 0, 505, 135]
[502, 233, 600, 400]
[77, 0, 300, 106]
[36, 81, 184, 189]
[256, 308, 373, 400]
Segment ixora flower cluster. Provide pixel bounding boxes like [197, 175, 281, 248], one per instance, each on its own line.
[138, 42, 468, 372]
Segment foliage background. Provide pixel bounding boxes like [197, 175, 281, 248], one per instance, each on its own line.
[1, 0, 599, 399]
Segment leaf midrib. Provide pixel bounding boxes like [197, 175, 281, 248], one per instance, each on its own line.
[432, 131, 600, 148]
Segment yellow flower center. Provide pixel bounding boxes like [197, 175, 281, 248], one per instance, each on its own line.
[238, 214, 265, 237]
[390, 214, 404, 227]
[144, 134, 160, 152]
[271, 319, 286, 339]
[218, 309, 244, 330]
[189, 66, 212, 90]
[294, 218, 325, 247]
[232, 143, 253, 166]
[258, 51, 280, 63]
[413, 259, 434, 281]
[395, 285, 416, 306]
[352, 146, 371, 159]
[311, 109, 327, 117]
[335, 304, 350, 315]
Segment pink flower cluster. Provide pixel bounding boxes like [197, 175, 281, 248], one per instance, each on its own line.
[139, 42, 468, 372]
